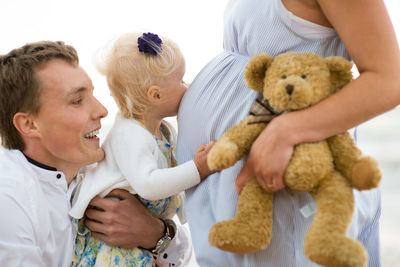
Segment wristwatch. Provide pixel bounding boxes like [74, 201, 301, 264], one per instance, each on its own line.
[150, 218, 176, 255]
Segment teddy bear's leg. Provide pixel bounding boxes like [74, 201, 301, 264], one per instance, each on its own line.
[207, 118, 267, 170]
[208, 177, 273, 254]
[327, 133, 381, 190]
[305, 171, 367, 267]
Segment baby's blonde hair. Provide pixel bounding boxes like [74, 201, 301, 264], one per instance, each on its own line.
[95, 32, 184, 119]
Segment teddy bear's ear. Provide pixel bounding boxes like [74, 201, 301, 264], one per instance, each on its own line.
[244, 53, 273, 92]
[325, 56, 353, 93]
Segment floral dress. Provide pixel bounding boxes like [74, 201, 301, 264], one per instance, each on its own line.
[72, 123, 181, 267]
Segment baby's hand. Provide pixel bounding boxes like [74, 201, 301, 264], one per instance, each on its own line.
[194, 141, 216, 180]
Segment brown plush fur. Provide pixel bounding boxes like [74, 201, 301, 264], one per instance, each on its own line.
[207, 52, 381, 267]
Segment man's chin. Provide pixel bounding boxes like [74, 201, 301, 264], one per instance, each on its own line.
[94, 149, 105, 162]
[86, 149, 105, 165]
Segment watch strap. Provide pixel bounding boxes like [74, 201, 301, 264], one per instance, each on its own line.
[143, 218, 176, 255]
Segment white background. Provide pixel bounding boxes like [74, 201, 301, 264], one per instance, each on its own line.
[1, 1, 399, 266]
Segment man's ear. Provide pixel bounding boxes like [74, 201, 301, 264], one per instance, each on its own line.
[147, 85, 162, 105]
[13, 112, 41, 138]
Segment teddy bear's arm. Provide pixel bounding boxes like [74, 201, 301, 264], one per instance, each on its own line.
[327, 133, 381, 190]
[207, 116, 267, 170]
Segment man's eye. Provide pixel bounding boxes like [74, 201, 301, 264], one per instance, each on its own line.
[72, 98, 82, 105]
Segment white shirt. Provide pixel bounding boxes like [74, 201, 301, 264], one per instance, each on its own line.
[0, 149, 75, 267]
[0, 149, 193, 267]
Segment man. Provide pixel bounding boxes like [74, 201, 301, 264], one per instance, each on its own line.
[0, 41, 191, 266]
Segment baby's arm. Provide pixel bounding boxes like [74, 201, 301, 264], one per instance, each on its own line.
[111, 123, 204, 200]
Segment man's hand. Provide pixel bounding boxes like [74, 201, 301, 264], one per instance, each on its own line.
[235, 116, 295, 194]
[84, 189, 164, 249]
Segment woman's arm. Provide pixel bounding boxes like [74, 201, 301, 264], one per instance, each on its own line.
[236, 0, 400, 193]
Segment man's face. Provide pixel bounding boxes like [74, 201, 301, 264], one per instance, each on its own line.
[32, 59, 108, 170]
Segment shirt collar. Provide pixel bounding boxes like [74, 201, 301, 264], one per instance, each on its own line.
[23, 153, 57, 171]
[22, 153, 66, 186]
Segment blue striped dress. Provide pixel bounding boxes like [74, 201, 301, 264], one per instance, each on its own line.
[177, 0, 381, 266]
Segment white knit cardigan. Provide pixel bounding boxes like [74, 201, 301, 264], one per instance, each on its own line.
[69, 113, 200, 221]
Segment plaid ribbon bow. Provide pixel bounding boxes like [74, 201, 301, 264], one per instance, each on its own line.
[248, 98, 281, 125]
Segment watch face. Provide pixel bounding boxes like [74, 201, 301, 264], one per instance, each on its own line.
[157, 236, 172, 254]
[152, 236, 172, 255]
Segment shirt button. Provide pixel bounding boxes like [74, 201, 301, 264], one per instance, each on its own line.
[56, 174, 62, 179]
[163, 253, 168, 259]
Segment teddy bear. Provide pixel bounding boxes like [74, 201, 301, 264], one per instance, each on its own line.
[206, 52, 382, 267]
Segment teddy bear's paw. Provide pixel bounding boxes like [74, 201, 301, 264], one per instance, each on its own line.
[350, 156, 382, 190]
[208, 219, 271, 254]
[207, 139, 239, 170]
[305, 236, 367, 267]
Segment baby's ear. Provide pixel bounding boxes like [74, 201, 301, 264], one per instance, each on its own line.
[325, 56, 353, 93]
[244, 53, 273, 92]
[147, 85, 161, 104]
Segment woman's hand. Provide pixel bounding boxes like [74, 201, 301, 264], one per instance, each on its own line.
[235, 115, 295, 194]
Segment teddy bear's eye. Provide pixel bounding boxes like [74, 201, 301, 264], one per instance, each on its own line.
[301, 74, 307, 79]
[281, 75, 287, 79]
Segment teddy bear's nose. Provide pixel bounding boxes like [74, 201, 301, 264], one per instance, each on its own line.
[286, 84, 294, 95]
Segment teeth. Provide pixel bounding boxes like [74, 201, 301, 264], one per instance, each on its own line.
[84, 129, 99, 138]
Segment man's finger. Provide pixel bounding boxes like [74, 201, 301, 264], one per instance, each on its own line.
[87, 195, 116, 209]
[106, 189, 133, 200]
[90, 230, 110, 244]
[85, 216, 106, 233]
[85, 206, 109, 223]
[235, 163, 253, 194]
